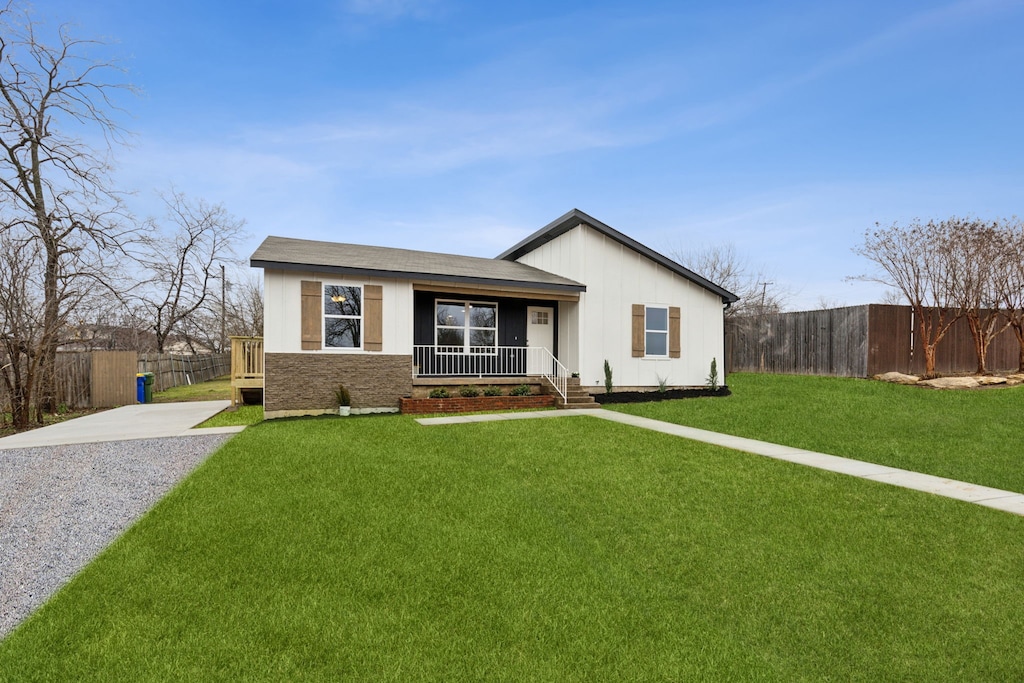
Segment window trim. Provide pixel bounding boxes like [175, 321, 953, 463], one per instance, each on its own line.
[322, 282, 364, 351]
[644, 304, 670, 359]
[434, 298, 498, 354]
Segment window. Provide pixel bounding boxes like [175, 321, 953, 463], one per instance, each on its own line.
[645, 306, 668, 357]
[324, 284, 362, 348]
[530, 310, 549, 325]
[436, 300, 497, 353]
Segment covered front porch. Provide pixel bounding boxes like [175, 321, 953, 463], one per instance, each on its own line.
[410, 285, 579, 400]
[412, 345, 567, 399]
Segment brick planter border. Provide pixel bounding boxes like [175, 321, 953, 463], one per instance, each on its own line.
[399, 395, 555, 414]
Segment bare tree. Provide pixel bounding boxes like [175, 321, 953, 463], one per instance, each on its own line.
[0, 2, 137, 413]
[853, 220, 960, 378]
[669, 243, 786, 316]
[0, 227, 44, 427]
[944, 218, 1008, 374]
[226, 273, 264, 339]
[816, 296, 845, 310]
[181, 271, 264, 353]
[879, 289, 905, 306]
[992, 219, 1024, 372]
[133, 190, 245, 353]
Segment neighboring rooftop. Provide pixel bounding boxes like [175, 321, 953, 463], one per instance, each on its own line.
[251, 235, 586, 293]
[498, 209, 739, 304]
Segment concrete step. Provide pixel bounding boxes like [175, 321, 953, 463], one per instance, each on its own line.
[556, 401, 602, 410]
[561, 395, 599, 407]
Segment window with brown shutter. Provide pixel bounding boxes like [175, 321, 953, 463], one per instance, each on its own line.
[364, 285, 383, 352]
[669, 307, 681, 358]
[302, 281, 382, 351]
[631, 304, 645, 357]
[300, 280, 322, 350]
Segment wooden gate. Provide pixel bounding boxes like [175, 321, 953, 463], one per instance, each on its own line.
[90, 350, 139, 407]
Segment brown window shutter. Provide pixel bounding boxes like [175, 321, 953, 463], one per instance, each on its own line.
[364, 285, 383, 352]
[301, 280, 322, 350]
[669, 306, 681, 358]
[631, 304, 645, 357]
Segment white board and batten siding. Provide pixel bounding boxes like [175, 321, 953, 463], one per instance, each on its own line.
[263, 269, 414, 354]
[515, 223, 726, 388]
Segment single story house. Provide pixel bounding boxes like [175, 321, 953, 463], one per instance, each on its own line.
[251, 209, 738, 418]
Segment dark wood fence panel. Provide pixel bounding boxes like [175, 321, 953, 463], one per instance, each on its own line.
[55, 352, 93, 409]
[866, 305, 912, 375]
[908, 310, 1018, 375]
[726, 306, 869, 377]
[728, 304, 1022, 378]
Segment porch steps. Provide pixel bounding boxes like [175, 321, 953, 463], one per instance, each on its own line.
[551, 378, 601, 410]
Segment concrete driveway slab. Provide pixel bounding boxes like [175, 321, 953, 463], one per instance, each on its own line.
[0, 401, 239, 449]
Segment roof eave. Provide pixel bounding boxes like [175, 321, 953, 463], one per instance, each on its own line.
[250, 258, 587, 294]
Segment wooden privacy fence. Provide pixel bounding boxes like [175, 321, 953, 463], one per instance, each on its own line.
[137, 352, 231, 392]
[726, 304, 1021, 378]
[0, 350, 231, 413]
[0, 350, 136, 411]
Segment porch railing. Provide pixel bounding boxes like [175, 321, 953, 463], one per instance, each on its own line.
[230, 336, 264, 406]
[412, 345, 568, 401]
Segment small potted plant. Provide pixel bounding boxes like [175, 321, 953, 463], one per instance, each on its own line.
[334, 384, 352, 416]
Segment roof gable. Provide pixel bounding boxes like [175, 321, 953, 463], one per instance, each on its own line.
[497, 209, 739, 304]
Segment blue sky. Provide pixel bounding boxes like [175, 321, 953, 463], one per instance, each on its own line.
[37, 0, 1024, 309]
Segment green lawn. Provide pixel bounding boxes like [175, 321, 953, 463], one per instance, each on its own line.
[196, 404, 263, 428]
[153, 376, 263, 427]
[152, 376, 232, 403]
[1, 414, 1022, 680]
[611, 372, 1024, 493]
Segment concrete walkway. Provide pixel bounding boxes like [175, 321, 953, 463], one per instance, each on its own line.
[417, 409, 1024, 517]
[0, 401, 244, 449]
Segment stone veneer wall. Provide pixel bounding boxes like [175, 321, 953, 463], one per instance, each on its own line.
[265, 353, 412, 415]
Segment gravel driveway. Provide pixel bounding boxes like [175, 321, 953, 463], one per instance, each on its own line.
[0, 434, 232, 639]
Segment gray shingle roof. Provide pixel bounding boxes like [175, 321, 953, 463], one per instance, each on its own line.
[251, 235, 586, 292]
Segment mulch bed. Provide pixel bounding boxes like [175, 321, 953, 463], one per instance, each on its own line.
[595, 387, 731, 404]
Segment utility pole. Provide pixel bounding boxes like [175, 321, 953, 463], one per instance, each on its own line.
[757, 281, 773, 372]
[220, 263, 226, 353]
[759, 281, 774, 313]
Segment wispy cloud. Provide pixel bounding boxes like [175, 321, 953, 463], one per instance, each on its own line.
[704, 0, 1024, 123]
[229, 68, 661, 176]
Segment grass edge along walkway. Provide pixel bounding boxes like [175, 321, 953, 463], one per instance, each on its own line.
[418, 409, 1024, 517]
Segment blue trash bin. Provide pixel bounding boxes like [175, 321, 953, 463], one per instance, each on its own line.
[136, 373, 146, 404]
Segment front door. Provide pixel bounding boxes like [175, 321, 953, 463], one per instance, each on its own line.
[526, 306, 554, 374]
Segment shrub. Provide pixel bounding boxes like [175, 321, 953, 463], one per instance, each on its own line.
[706, 358, 719, 391]
[603, 360, 613, 394]
[428, 387, 450, 399]
[459, 385, 480, 398]
[656, 374, 669, 393]
[482, 385, 503, 396]
[509, 384, 532, 396]
[334, 384, 351, 406]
